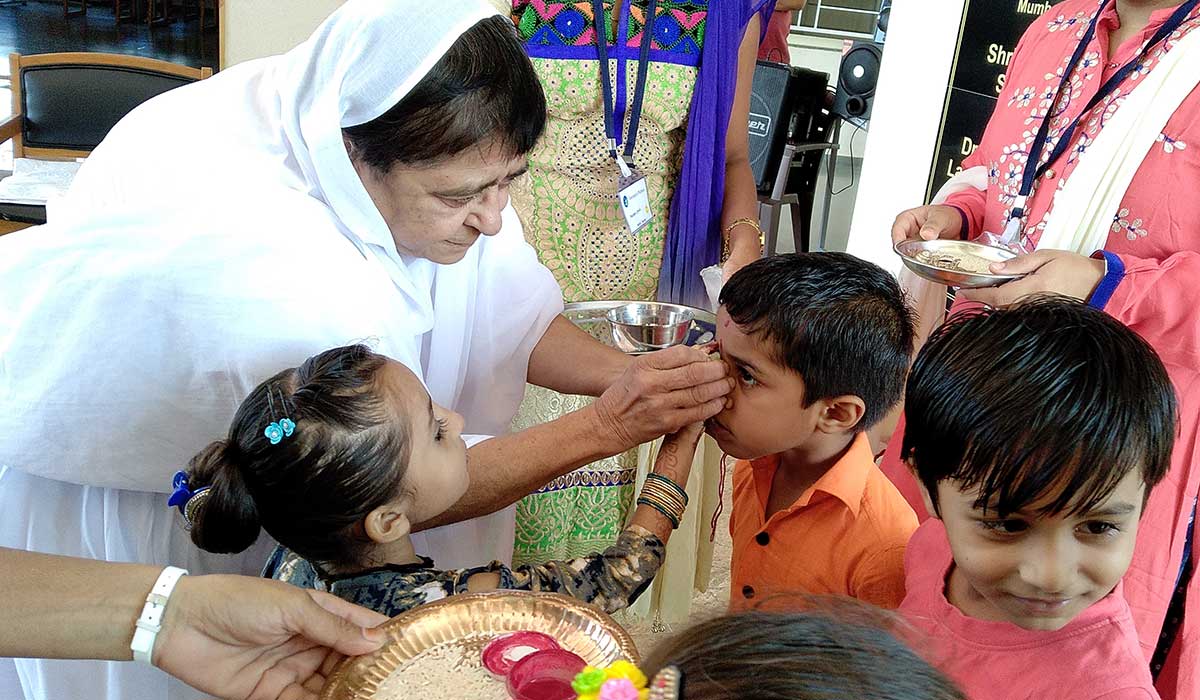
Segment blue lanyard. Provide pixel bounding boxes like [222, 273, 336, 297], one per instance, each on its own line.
[1010, 0, 1200, 225]
[593, 0, 657, 166]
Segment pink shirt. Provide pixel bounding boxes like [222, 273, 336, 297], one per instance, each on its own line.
[900, 521, 1159, 700]
[757, 10, 791, 62]
[880, 4, 1200, 694]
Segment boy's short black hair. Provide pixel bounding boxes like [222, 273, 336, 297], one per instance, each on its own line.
[719, 252, 916, 429]
[903, 296, 1177, 517]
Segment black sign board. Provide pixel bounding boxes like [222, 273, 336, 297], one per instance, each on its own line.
[926, 0, 1066, 200]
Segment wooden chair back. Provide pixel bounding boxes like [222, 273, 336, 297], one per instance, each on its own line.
[9, 52, 212, 161]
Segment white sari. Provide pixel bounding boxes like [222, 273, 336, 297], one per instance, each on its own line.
[0, 2, 561, 698]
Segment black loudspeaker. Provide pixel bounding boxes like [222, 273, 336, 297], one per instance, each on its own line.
[832, 42, 883, 122]
[748, 61, 829, 193]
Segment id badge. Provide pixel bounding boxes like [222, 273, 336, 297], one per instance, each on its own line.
[618, 171, 653, 235]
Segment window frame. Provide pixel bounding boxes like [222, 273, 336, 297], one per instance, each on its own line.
[790, 0, 884, 40]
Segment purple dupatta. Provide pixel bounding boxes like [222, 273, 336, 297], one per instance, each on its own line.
[657, 0, 774, 307]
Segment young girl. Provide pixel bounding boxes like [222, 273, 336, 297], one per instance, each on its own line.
[173, 344, 701, 616]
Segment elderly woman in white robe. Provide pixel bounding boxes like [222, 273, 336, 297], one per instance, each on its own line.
[0, 3, 732, 699]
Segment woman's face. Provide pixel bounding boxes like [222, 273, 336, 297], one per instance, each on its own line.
[351, 141, 528, 265]
[377, 360, 470, 525]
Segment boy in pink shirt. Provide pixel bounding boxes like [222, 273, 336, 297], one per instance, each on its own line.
[898, 297, 1178, 700]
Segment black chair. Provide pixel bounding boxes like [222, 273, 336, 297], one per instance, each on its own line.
[0, 52, 212, 230]
[758, 68, 839, 255]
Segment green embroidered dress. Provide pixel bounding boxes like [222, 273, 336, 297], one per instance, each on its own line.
[508, 0, 707, 567]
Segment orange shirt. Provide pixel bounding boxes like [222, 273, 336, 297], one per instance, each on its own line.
[729, 432, 917, 610]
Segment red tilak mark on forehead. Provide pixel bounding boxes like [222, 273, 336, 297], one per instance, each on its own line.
[722, 318, 732, 328]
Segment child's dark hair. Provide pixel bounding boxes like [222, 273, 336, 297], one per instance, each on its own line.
[719, 252, 915, 429]
[903, 296, 1177, 517]
[185, 344, 410, 567]
[642, 608, 965, 699]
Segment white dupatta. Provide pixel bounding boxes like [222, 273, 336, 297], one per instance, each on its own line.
[0, 0, 562, 567]
[904, 25, 1200, 344]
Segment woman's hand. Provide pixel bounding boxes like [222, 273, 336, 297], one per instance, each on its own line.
[155, 575, 387, 700]
[959, 250, 1106, 308]
[890, 205, 964, 246]
[592, 345, 732, 453]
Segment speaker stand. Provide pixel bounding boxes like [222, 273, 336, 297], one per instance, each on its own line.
[814, 119, 842, 252]
[758, 120, 841, 255]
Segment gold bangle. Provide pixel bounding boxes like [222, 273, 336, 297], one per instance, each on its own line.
[640, 479, 684, 510]
[637, 488, 685, 528]
[640, 479, 686, 516]
[721, 218, 766, 263]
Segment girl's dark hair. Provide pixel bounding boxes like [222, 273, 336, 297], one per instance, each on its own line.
[718, 253, 916, 430]
[643, 608, 965, 700]
[342, 15, 546, 171]
[186, 344, 410, 567]
[903, 295, 1178, 518]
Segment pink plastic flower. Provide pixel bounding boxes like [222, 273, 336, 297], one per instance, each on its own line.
[599, 678, 641, 700]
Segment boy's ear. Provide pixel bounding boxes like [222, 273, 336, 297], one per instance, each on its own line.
[364, 503, 413, 544]
[814, 395, 867, 435]
[909, 462, 940, 520]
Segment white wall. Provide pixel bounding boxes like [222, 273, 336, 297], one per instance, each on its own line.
[845, 0, 968, 274]
[222, 0, 345, 68]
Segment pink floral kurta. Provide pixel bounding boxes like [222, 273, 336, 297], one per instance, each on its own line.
[882, 2, 1200, 697]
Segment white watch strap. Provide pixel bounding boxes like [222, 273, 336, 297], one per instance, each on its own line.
[130, 566, 188, 664]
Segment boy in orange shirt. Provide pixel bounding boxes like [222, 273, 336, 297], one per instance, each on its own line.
[710, 253, 918, 609]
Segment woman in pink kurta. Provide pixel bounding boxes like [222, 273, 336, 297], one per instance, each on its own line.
[887, 2, 1200, 698]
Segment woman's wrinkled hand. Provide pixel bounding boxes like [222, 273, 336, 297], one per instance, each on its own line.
[591, 344, 732, 453]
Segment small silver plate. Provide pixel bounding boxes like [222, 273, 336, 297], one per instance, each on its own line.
[894, 239, 1023, 289]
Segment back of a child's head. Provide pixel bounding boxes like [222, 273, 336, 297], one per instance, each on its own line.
[718, 252, 915, 429]
[184, 344, 411, 567]
[642, 609, 964, 699]
[903, 296, 1178, 517]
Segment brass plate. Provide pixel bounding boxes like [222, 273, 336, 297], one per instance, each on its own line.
[321, 591, 639, 700]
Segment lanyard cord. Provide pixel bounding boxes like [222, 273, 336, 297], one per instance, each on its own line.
[593, 0, 658, 163]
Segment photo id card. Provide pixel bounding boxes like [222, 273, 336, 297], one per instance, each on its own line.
[618, 174, 653, 235]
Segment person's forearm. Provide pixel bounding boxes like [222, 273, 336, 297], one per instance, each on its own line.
[416, 405, 624, 530]
[526, 315, 632, 397]
[0, 548, 158, 661]
[775, 0, 807, 11]
[722, 158, 763, 256]
[723, 13, 765, 261]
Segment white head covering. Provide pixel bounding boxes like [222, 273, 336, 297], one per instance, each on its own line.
[0, 0, 561, 557]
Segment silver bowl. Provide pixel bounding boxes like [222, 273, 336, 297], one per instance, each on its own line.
[605, 302, 695, 353]
[894, 239, 1024, 289]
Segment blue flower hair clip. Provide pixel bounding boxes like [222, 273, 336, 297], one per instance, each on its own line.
[264, 417, 295, 445]
[264, 388, 296, 445]
[167, 470, 211, 528]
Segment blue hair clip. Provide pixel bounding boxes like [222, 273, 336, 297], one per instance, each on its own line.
[264, 389, 297, 445]
[167, 470, 210, 521]
[264, 417, 295, 445]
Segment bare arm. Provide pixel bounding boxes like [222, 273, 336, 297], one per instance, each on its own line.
[418, 345, 731, 529]
[463, 424, 705, 612]
[0, 548, 386, 700]
[526, 315, 633, 397]
[722, 13, 767, 279]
